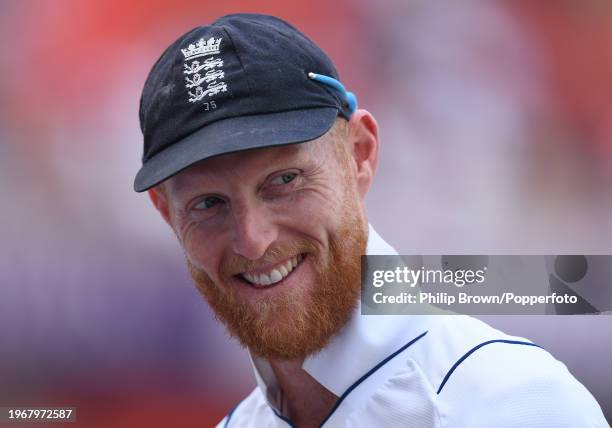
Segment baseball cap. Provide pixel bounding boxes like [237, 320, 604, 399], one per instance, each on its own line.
[134, 13, 356, 192]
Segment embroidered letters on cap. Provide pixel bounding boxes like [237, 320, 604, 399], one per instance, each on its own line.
[181, 37, 228, 104]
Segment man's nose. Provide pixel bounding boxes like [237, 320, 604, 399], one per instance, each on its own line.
[230, 201, 278, 261]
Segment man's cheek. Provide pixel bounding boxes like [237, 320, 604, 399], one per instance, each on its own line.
[180, 226, 215, 270]
[292, 192, 341, 224]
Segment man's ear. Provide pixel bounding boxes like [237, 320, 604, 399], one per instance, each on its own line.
[148, 185, 172, 226]
[348, 109, 380, 199]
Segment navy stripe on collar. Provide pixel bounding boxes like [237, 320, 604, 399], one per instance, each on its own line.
[436, 339, 542, 395]
[269, 331, 429, 427]
[317, 330, 429, 427]
[223, 401, 240, 428]
[271, 407, 297, 427]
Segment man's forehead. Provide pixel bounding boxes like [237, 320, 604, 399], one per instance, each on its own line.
[165, 140, 320, 191]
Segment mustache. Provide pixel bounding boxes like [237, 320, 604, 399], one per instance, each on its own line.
[219, 238, 320, 279]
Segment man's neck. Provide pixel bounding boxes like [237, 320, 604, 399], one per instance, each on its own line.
[268, 358, 338, 428]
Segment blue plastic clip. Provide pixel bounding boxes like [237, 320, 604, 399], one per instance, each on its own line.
[308, 72, 358, 115]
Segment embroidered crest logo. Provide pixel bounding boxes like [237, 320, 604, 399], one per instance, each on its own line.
[182, 37, 227, 105]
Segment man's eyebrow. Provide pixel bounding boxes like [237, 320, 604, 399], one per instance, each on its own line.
[169, 144, 314, 194]
[266, 142, 305, 160]
[167, 172, 217, 198]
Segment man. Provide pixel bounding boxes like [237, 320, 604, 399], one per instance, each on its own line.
[135, 13, 608, 428]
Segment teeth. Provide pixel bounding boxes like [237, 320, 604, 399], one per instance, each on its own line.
[242, 254, 304, 286]
[269, 269, 283, 283]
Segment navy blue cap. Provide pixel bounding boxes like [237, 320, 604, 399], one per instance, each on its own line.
[134, 13, 355, 192]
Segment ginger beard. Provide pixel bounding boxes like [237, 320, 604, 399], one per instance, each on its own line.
[187, 185, 367, 360]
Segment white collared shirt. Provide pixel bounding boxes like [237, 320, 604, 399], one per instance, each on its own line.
[216, 225, 608, 427]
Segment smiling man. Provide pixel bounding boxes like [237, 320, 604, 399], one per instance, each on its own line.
[153, 119, 369, 364]
[134, 13, 608, 428]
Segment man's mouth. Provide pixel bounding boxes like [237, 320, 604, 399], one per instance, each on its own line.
[238, 254, 305, 288]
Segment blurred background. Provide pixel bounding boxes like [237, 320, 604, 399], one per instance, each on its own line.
[1, 0, 611, 426]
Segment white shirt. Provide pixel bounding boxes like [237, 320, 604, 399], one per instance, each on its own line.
[216, 225, 608, 427]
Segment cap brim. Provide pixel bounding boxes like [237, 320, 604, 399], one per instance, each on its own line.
[134, 107, 338, 192]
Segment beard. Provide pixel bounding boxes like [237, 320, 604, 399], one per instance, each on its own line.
[187, 194, 368, 360]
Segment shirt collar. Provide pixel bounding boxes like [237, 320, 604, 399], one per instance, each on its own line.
[249, 224, 432, 405]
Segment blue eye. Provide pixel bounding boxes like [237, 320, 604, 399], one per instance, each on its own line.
[194, 196, 223, 210]
[271, 172, 297, 185]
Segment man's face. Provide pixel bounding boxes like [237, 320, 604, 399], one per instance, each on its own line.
[154, 121, 371, 360]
